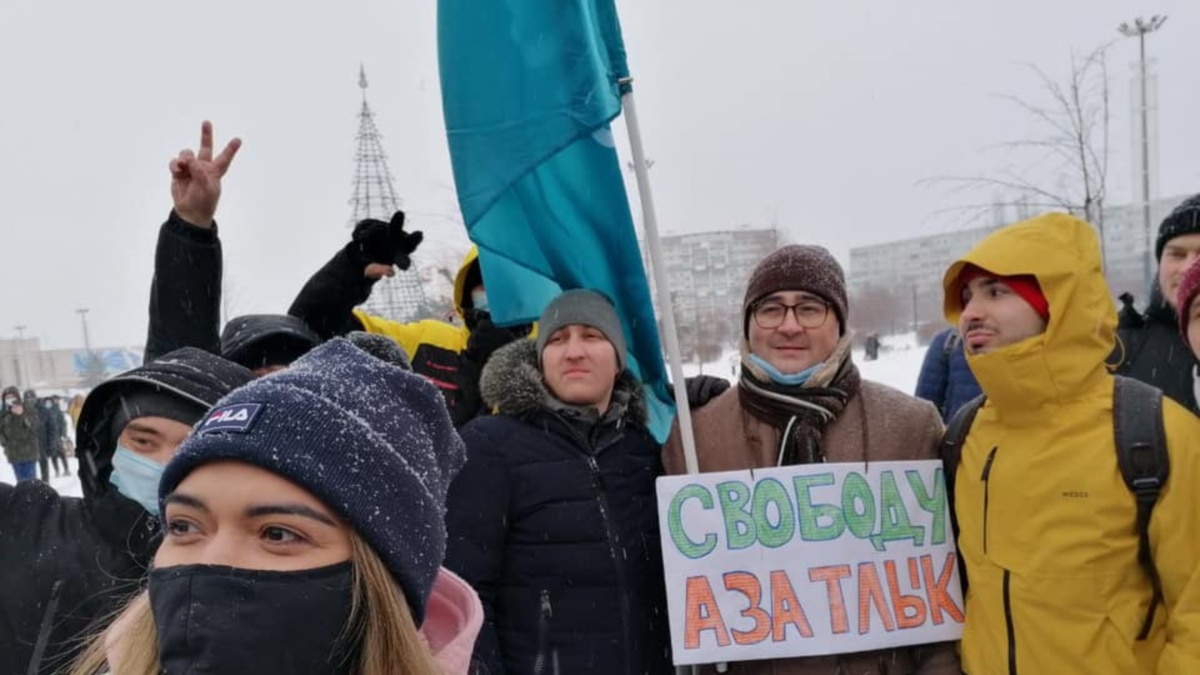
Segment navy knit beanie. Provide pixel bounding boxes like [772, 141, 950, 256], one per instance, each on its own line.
[158, 338, 466, 625]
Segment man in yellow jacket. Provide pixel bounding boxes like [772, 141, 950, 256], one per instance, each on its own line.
[943, 212, 1200, 674]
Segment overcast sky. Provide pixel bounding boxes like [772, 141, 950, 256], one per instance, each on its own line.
[1, 0, 1195, 349]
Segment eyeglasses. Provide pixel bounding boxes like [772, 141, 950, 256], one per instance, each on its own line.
[752, 299, 830, 330]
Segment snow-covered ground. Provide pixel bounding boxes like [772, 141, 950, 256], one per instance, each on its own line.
[0, 457, 83, 497]
[3, 334, 929, 496]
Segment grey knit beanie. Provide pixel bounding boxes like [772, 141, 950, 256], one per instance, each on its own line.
[535, 289, 626, 370]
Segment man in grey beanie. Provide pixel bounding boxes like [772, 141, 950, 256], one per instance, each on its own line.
[445, 288, 673, 674]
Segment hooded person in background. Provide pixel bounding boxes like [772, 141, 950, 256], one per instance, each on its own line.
[0, 348, 253, 675]
[289, 218, 530, 427]
[445, 289, 673, 674]
[662, 245, 960, 675]
[20, 388, 50, 482]
[69, 338, 481, 675]
[145, 121, 323, 373]
[37, 396, 69, 477]
[0, 386, 40, 483]
[1112, 194, 1200, 413]
[916, 325, 983, 422]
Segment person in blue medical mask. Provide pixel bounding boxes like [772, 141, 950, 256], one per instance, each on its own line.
[0, 346, 253, 675]
[662, 245, 959, 675]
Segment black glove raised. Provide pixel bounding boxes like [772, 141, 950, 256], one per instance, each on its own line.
[351, 210, 424, 271]
[683, 375, 731, 410]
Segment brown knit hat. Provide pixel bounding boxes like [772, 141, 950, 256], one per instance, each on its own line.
[742, 245, 848, 337]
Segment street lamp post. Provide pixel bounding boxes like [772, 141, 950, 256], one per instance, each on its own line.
[76, 308, 92, 354]
[1118, 14, 1168, 299]
[13, 325, 27, 389]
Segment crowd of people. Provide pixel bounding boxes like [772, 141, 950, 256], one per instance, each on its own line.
[1, 389, 75, 484]
[1, 119, 1199, 675]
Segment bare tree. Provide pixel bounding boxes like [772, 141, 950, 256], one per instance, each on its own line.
[849, 284, 908, 337]
[925, 44, 1113, 259]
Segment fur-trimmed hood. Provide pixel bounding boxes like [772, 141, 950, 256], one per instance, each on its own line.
[479, 339, 647, 427]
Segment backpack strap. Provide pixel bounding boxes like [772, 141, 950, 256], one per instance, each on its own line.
[1113, 376, 1169, 640]
[940, 394, 986, 591]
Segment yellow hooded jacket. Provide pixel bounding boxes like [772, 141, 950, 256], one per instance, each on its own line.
[942, 213, 1200, 674]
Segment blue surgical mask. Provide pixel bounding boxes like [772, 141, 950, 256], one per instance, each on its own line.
[748, 353, 823, 386]
[470, 288, 489, 313]
[109, 445, 166, 516]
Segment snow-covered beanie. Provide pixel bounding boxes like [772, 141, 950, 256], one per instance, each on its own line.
[743, 245, 848, 337]
[535, 289, 626, 370]
[1178, 260, 1200, 338]
[1157, 194, 1200, 261]
[158, 337, 466, 625]
[955, 264, 1050, 321]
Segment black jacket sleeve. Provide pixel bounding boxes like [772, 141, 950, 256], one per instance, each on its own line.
[287, 245, 374, 340]
[444, 420, 511, 675]
[145, 211, 222, 361]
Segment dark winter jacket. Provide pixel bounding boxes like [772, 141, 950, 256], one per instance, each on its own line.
[444, 339, 672, 675]
[0, 349, 253, 675]
[915, 327, 983, 422]
[35, 401, 66, 459]
[144, 211, 322, 371]
[1112, 289, 1199, 414]
[145, 210, 223, 361]
[0, 393, 40, 464]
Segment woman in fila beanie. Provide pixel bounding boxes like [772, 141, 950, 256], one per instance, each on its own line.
[69, 338, 482, 675]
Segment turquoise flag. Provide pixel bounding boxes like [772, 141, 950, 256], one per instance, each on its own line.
[438, 0, 674, 440]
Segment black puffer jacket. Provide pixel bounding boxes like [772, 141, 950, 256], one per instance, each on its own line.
[444, 340, 672, 675]
[0, 348, 253, 675]
[1113, 288, 1199, 413]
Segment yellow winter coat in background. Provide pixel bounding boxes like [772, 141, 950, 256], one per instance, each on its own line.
[942, 213, 1200, 674]
[353, 247, 478, 359]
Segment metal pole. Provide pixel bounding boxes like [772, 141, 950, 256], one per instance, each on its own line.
[1137, 31, 1153, 298]
[77, 308, 92, 353]
[619, 85, 701, 476]
[13, 325, 26, 389]
[1119, 15, 1167, 300]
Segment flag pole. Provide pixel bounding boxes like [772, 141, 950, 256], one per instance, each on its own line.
[620, 76, 716, 675]
[618, 84, 701, 476]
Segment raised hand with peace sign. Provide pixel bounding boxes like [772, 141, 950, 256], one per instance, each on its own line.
[170, 120, 241, 229]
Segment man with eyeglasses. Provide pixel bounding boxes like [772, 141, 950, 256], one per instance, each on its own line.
[662, 245, 959, 674]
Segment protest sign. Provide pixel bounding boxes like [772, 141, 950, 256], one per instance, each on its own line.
[656, 461, 964, 665]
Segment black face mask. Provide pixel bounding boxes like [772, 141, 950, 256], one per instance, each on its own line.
[148, 561, 357, 675]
